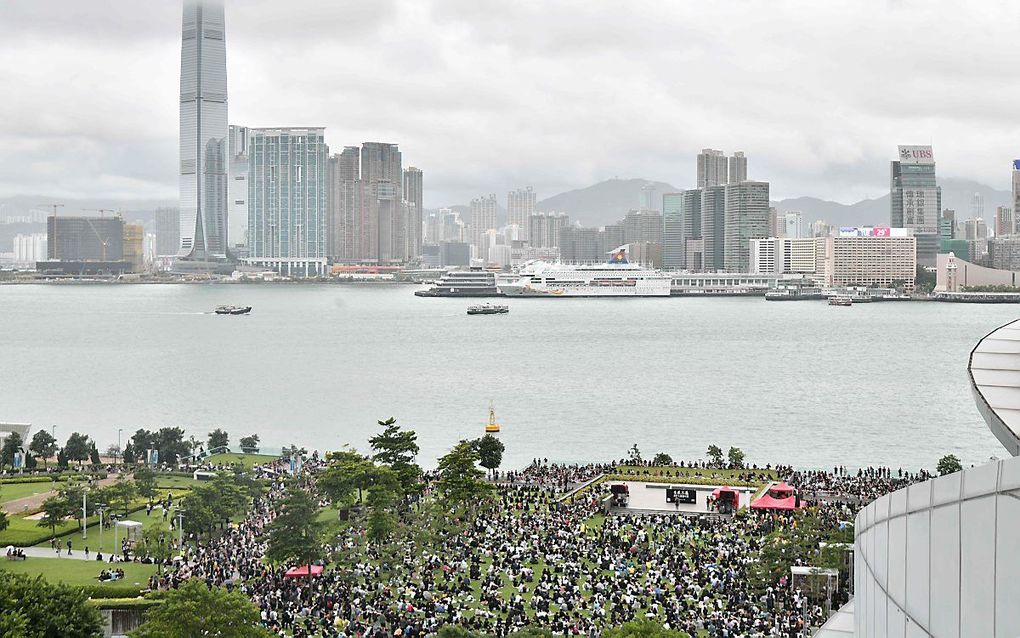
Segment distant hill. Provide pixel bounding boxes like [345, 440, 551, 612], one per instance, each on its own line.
[536, 178, 679, 227]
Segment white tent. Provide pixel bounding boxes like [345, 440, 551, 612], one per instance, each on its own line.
[114, 520, 144, 548]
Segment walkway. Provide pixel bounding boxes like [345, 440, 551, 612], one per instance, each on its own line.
[6, 547, 97, 561]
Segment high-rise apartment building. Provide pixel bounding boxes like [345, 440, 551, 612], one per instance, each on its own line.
[723, 181, 770, 273]
[995, 206, 1014, 238]
[178, 1, 229, 261]
[697, 149, 728, 188]
[729, 152, 747, 183]
[964, 217, 987, 241]
[1012, 160, 1020, 231]
[12, 233, 46, 267]
[327, 146, 361, 262]
[559, 226, 602, 262]
[469, 194, 497, 258]
[507, 187, 535, 238]
[360, 142, 402, 263]
[154, 207, 180, 257]
[639, 184, 657, 211]
[891, 145, 941, 266]
[781, 212, 803, 238]
[986, 237, 1020, 270]
[623, 210, 663, 245]
[404, 167, 423, 260]
[247, 127, 329, 276]
[662, 193, 684, 270]
[123, 224, 145, 272]
[529, 212, 568, 249]
[700, 186, 726, 271]
[227, 125, 248, 248]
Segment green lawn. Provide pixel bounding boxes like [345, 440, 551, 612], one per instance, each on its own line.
[0, 556, 155, 591]
[0, 481, 60, 507]
[33, 507, 177, 557]
[203, 453, 280, 469]
[154, 475, 203, 490]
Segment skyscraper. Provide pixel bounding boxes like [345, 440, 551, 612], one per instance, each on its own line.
[781, 212, 803, 238]
[227, 125, 248, 247]
[729, 152, 748, 183]
[700, 186, 726, 271]
[1012, 160, 1020, 231]
[404, 167, 423, 261]
[662, 193, 684, 270]
[178, 1, 229, 261]
[247, 127, 329, 276]
[891, 145, 941, 266]
[469, 194, 497, 259]
[697, 149, 728, 188]
[994, 206, 1014, 238]
[360, 143, 402, 263]
[154, 207, 180, 257]
[507, 187, 536, 238]
[723, 181, 770, 273]
[327, 147, 361, 261]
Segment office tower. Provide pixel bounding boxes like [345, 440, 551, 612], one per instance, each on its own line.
[700, 186, 726, 271]
[154, 207, 180, 256]
[995, 206, 1014, 238]
[623, 210, 663, 245]
[247, 128, 329, 276]
[723, 181, 770, 272]
[507, 187, 536, 238]
[767, 207, 778, 237]
[781, 211, 803, 238]
[940, 209, 957, 243]
[697, 149, 728, 188]
[327, 147, 361, 261]
[891, 145, 941, 266]
[601, 223, 625, 256]
[964, 217, 987, 241]
[227, 125, 248, 248]
[47, 216, 125, 261]
[404, 167, 423, 260]
[361, 142, 402, 262]
[662, 193, 684, 269]
[729, 152, 747, 183]
[639, 184, 657, 211]
[123, 224, 144, 272]
[179, 0, 229, 260]
[971, 192, 985, 219]
[681, 190, 703, 270]
[469, 194, 497, 256]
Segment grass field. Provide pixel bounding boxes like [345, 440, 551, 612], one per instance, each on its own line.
[154, 475, 202, 490]
[0, 556, 156, 591]
[0, 481, 60, 507]
[614, 465, 779, 480]
[33, 507, 177, 557]
[203, 453, 279, 469]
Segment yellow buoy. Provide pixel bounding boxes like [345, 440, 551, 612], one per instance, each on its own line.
[485, 403, 501, 433]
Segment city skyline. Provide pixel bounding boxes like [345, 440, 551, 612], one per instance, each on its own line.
[1, 1, 1020, 209]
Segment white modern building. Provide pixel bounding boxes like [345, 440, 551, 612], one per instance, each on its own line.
[227, 124, 249, 248]
[823, 229, 916, 290]
[12, 233, 46, 267]
[750, 237, 820, 275]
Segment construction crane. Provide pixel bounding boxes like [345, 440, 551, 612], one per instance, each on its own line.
[85, 208, 116, 218]
[37, 203, 64, 260]
[85, 217, 111, 261]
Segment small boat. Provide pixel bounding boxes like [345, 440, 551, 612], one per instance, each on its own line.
[215, 305, 252, 315]
[828, 295, 853, 307]
[485, 403, 501, 433]
[467, 303, 509, 315]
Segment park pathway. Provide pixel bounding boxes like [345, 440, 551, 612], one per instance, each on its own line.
[0, 474, 122, 515]
[5, 547, 97, 561]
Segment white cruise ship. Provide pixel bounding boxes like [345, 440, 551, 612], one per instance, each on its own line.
[501, 246, 671, 297]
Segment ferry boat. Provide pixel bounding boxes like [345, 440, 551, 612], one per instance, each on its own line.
[485, 403, 501, 433]
[828, 295, 853, 307]
[414, 269, 501, 297]
[467, 303, 509, 315]
[501, 246, 671, 297]
[215, 305, 252, 315]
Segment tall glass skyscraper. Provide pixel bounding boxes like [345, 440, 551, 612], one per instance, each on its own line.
[179, 1, 229, 260]
[891, 145, 941, 266]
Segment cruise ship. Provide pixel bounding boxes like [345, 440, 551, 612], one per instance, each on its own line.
[414, 269, 501, 297]
[501, 246, 671, 297]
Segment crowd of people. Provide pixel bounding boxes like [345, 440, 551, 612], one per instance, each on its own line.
[137, 455, 919, 638]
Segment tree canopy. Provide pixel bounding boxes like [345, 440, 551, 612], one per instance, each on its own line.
[937, 454, 962, 475]
[264, 488, 325, 568]
[0, 573, 103, 638]
[369, 418, 422, 495]
[131, 579, 274, 638]
[64, 432, 91, 466]
[29, 430, 57, 467]
[436, 440, 493, 511]
[208, 428, 230, 451]
[0, 431, 23, 469]
[475, 434, 505, 475]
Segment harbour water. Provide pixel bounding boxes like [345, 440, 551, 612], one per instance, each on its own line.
[0, 283, 1012, 470]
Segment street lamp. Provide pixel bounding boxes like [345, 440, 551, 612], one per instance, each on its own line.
[117, 429, 122, 459]
[96, 504, 106, 554]
[176, 508, 186, 552]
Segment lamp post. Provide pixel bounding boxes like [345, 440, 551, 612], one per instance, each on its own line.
[82, 488, 88, 540]
[97, 504, 106, 554]
[176, 509, 185, 552]
[117, 429, 122, 460]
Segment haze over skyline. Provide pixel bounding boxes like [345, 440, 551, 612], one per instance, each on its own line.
[1, 0, 1019, 209]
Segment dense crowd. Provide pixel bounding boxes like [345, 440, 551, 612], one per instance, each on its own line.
[789, 466, 931, 504]
[145, 459, 915, 638]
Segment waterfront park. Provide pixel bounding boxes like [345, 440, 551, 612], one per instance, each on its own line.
[0, 422, 948, 637]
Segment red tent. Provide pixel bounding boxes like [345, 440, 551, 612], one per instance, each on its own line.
[712, 485, 740, 508]
[769, 482, 795, 497]
[750, 494, 801, 510]
[284, 565, 324, 579]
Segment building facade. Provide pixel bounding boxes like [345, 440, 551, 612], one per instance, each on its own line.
[179, 1, 229, 260]
[750, 237, 820, 275]
[728, 151, 747, 183]
[697, 149, 728, 188]
[327, 147, 362, 262]
[47, 216, 125, 262]
[662, 193, 684, 270]
[404, 167, 423, 261]
[247, 127, 329, 276]
[723, 181, 770, 273]
[986, 237, 1020, 271]
[507, 187, 535, 239]
[360, 142, 403, 263]
[822, 230, 916, 290]
[12, 233, 46, 267]
[995, 206, 1014, 238]
[891, 145, 941, 267]
[468, 194, 497, 259]
[781, 211, 803, 238]
[700, 186, 726, 271]
[123, 224, 144, 272]
[227, 124, 248, 249]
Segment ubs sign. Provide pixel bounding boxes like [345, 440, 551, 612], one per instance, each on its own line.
[898, 145, 935, 165]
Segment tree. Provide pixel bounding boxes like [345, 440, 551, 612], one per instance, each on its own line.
[727, 446, 745, 468]
[475, 434, 505, 477]
[29, 430, 57, 468]
[154, 427, 189, 465]
[239, 434, 260, 454]
[38, 496, 70, 538]
[107, 478, 138, 516]
[627, 443, 642, 463]
[0, 431, 23, 469]
[136, 527, 173, 573]
[123, 441, 136, 464]
[937, 454, 962, 476]
[320, 449, 375, 508]
[435, 440, 494, 512]
[264, 488, 325, 570]
[64, 432, 91, 467]
[652, 452, 673, 466]
[602, 619, 689, 638]
[365, 465, 400, 542]
[134, 466, 159, 503]
[89, 442, 101, 465]
[369, 417, 422, 495]
[131, 578, 275, 638]
[707, 444, 724, 465]
[24, 452, 37, 470]
[56, 447, 69, 468]
[0, 573, 103, 638]
[0, 492, 8, 533]
[208, 428, 230, 452]
[131, 429, 154, 456]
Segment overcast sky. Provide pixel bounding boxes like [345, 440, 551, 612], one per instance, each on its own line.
[1, 0, 1019, 210]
